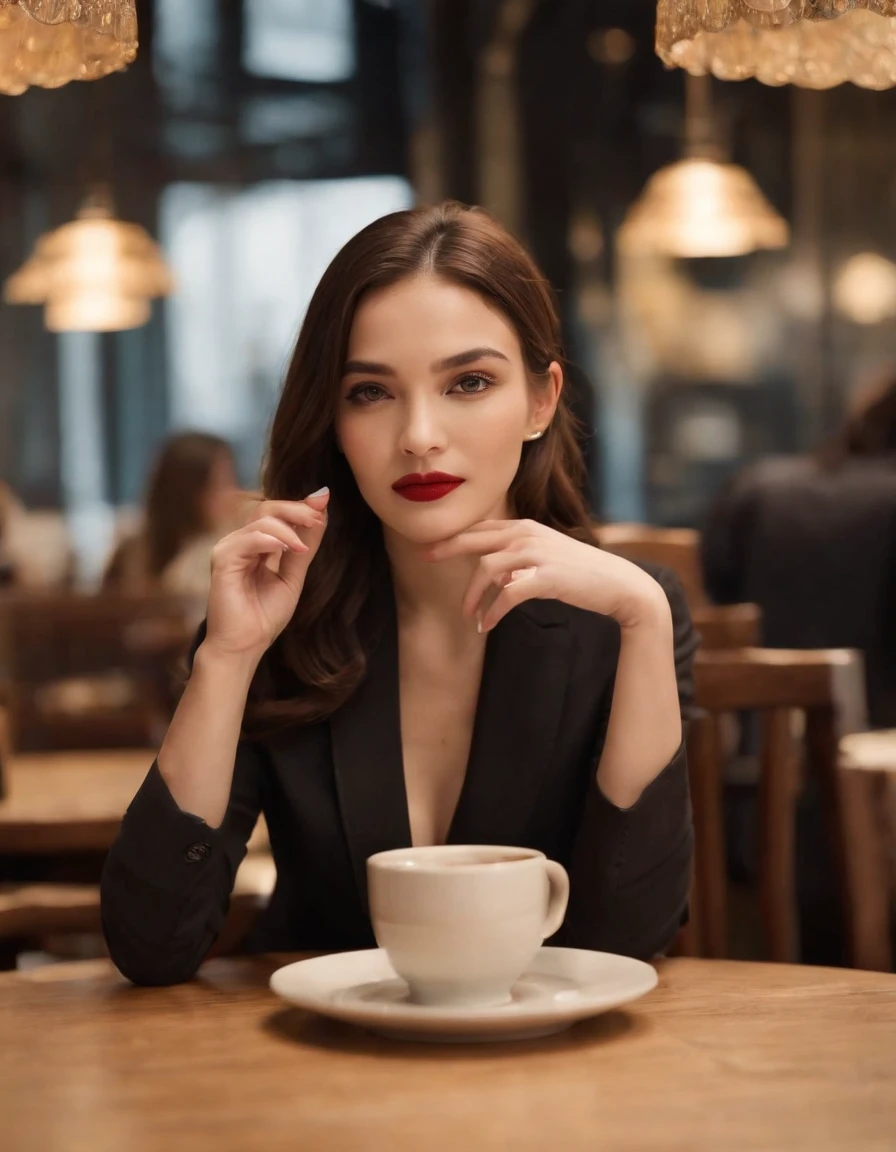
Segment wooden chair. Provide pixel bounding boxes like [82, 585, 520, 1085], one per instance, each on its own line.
[0, 590, 193, 753]
[837, 730, 896, 971]
[692, 603, 761, 651]
[660, 603, 762, 959]
[597, 523, 709, 608]
[689, 647, 867, 963]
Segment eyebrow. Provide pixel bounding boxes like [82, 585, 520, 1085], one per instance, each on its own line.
[342, 346, 510, 378]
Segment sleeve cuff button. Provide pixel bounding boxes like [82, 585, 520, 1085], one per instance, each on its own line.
[185, 841, 211, 863]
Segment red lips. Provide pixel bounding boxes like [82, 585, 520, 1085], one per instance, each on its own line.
[392, 472, 465, 503]
[392, 472, 464, 490]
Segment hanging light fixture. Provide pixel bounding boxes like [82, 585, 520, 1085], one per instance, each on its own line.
[656, 1, 896, 90]
[3, 185, 174, 332]
[0, 0, 137, 96]
[618, 72, 789, 258]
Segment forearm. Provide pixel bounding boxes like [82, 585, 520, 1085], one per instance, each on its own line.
[157, 641, 260, 827]
[596, 591, 682, 809]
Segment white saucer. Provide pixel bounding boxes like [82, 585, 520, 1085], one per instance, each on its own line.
[269, 947, 658, 1043]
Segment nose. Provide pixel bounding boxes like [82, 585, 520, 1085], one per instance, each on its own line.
[397, 397, 448, 459]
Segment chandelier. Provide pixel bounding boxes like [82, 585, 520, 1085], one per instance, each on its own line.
[618, 73, 789, 258]
[3, 186, 174, 332]
[656, 1, 896, 90]
[0, 0, 137, 95]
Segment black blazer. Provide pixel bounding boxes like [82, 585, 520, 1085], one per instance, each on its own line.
[101, 560, 698, 986]
[701, 454, 896, 727]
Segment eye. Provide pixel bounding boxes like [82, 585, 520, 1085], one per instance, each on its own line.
[451, 372, 496, 395]
[346, 383, 388, 405]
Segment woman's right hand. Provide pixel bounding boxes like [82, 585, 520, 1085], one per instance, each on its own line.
[202, 488, 331, 662]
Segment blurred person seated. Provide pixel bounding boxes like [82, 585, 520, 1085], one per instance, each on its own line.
[0, 481, 20, 586]
[103, 432, 242, 600]
[702, 373, 896, 964]
[0, 482, 73, 588]
[702, 372, 896, 729]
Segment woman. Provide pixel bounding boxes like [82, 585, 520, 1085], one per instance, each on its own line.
[101, 202, 698, 986]
[102, 431, 240, 597]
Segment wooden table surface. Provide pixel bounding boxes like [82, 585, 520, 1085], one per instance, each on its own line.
[0, 748, 154, 852]
[2, 954, 894, 1152]
[0, 749, 268, 854]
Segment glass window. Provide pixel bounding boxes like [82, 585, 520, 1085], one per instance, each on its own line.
[158, 177, 414, 481]
[243, 0, 355, 84]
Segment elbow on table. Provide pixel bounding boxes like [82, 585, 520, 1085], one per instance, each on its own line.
[102, 923, 209, 987]
[99, 865, 213, 987]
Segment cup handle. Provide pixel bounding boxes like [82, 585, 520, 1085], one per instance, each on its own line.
[541, 859, 570, 940]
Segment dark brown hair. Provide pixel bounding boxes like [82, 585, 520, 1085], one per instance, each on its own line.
[245, 201, 599, 734]
[144, 431, 234, 576]
[816, 372, 896, 469]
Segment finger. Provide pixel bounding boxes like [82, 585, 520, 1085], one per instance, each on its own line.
[249, 515, 315, 552]
[461, 551, 528, 618]
[247, 499, 327, 529]
[213, 529, 307, 571]
[479, 569, 542, 632]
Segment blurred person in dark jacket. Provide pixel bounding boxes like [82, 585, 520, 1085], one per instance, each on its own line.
[103, 432, 242, 598]
[702, 373, 896, 728]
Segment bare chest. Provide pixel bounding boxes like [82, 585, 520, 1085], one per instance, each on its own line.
[398, 631, 486, 847]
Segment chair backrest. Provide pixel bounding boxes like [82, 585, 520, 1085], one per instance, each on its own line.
[691, 603, 761, 650]
[597, 523, 708, 608]
[693, 647, 868, 732]
[689, 646, 867, 961]
[0, 590, 193, 753]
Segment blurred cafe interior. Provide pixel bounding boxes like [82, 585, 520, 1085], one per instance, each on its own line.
[1, 1, 896, 1146]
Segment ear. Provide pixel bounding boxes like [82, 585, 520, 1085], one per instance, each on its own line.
[531, 361, 563, 428]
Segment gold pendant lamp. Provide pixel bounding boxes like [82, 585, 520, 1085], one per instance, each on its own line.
[656, 0, 896, 90]
[0, 0, 137, 95]
[3, 185, 175, 332]
[618, 72, 790, 258]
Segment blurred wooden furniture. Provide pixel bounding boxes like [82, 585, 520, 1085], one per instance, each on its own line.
[0, 590, 193, 753]
[2, 955, 895, 1151]
[691, 602, 761, 650]
[690, 647, 867, 963]
[0, 744, 270, 853]
[0, 747, 158, 853]
[0, 740, 271, 962]
[838, 730, 896, 971]
[598, 523, 708, 607]
[0, 883, 102, 938]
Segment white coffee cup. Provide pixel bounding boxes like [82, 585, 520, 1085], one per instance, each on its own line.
[366, 844, 570, 1008]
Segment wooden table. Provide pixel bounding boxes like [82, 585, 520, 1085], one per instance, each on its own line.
[1, 955, 894, 1151]
[0, 748, 154, 853]
[0, 748, 269, 853]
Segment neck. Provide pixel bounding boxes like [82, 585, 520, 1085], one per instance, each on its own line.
[383, 497, 512, 634]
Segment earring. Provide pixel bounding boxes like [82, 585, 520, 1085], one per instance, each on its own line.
[525, 429, 544, 441]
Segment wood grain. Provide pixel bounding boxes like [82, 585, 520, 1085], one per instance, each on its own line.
[0, 748, 269, 853]
[1, 955, 893, 1151]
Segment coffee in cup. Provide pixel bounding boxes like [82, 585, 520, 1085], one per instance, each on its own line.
[366, 844, 569, 1008]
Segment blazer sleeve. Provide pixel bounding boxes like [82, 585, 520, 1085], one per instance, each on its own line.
[100, 622, 263, 986]
[554, 563, 699, 959]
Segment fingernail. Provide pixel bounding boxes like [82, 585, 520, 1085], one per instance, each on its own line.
[308, 486, 329, 498]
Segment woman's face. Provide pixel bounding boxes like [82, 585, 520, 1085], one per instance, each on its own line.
[334, 274, 561, 547]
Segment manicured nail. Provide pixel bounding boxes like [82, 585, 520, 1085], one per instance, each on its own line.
[308, 486, 329, 497]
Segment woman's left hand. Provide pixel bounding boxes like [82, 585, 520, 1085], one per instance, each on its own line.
[422, 519, 668, 632]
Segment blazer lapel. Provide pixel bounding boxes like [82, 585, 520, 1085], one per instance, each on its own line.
[330, 561, 576, 911]
[329, 565, 412, 912]
[448, 597, 573, 846]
